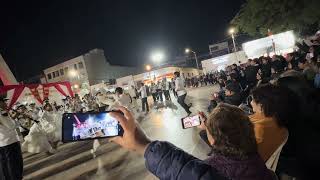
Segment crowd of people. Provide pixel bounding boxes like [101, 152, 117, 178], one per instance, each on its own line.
[0, 31, 319, 180]
[109, 31, 320, 180]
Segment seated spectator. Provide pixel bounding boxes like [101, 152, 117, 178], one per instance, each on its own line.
[207, 82, 242, 112]
[249, 84, 296, 162]
[110, 106, 273, 180]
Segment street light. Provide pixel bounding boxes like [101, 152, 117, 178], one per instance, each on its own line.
[145, 64, 152, 71]
[151, 51, 164, 63]
[185, 48, 199, 69]
[228, 27, 239, 62]
[145, 64, 152, 80]
[229, 28, 237, 52]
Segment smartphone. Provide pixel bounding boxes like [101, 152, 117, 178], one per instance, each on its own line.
[181, 115, 201, 129]
[62, 111, 124, 142]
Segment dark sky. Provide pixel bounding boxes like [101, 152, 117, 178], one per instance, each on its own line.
[0, 0, 245, 81]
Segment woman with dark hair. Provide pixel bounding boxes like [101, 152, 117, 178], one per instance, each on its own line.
[249, 84, 296, 162]
[275, 76, 320, 179]
[109, 105, 274, 180]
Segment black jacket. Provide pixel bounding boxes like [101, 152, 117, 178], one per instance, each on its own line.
[145, 141, 227, 180]
[260, 64, 271, 77]
[245, 65, 259, 83]
[224, 93, 242, 106]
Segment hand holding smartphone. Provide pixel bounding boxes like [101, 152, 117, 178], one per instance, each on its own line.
[62, 111, 124, 142]
[181, 115, 201, 129]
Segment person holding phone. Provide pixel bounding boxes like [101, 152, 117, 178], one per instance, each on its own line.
[109, 105, 273, 180]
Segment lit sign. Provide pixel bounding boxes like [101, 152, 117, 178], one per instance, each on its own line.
[242, 30, 295, 58]
[212, 56, 229, 65]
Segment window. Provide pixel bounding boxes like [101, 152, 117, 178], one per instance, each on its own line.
[52, 72, 56, 78]
[74, 64, 78, 70]
[60, 69, 64, 75]
[191, 73, 194, 76]
[188, 73, 190, 77]
[47, 73, 52, 80]
[64, 67, 69, 74]
[56, 71, 59, 77]
[78, 62, 84, 69]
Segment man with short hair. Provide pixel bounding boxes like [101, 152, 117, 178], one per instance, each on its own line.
[174, 72, 192, 115]
[0, 97, 23, 180]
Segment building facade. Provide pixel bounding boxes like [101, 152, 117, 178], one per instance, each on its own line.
[43, 49, 141, 95]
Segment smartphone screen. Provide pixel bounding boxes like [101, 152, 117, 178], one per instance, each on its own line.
[62, 112, 123, 142]
[181, 115, 201, 129]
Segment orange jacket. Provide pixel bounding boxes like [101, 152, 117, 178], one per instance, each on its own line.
[250, 113, 288, 162]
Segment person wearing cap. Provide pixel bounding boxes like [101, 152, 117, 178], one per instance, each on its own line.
[0, 97, 23, 180]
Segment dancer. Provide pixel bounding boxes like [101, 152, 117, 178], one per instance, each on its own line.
[174, 71, 192, 116]
[0, 97, 23, 180]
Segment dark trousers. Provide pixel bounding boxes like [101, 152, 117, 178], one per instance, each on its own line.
[172, 89, 178, 98]
[177, 94, 191, 114]
[0, 142, 23, 180]
[141, 97, 149, 112]
[152, 93, 157, 103]
[163, 90, 171, 101]
[157, 90, 163, 102]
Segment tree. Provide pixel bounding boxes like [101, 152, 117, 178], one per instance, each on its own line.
[231, 0, 320, 37]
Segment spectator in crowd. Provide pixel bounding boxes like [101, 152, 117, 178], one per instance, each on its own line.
[138, 83, 149, 114]
[275, 75, 320, 179]
[174, 72, 192, 115]
[260, 57, 272, 78]
[245, 59, 260, 88]
[298, 58, 316, 84]
[0, 97, 23, 180]
[249, 84, 296, 162]
[110, 105, 273, 180]
[285, 53, 299, 70]
[271, 55, 284, 74]
[208, 82, 242, 113]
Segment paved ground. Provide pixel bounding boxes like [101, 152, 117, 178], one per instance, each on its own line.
[23, 85, 218, 180]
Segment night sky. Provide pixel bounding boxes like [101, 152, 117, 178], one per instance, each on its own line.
[0, 0, 245, 81]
